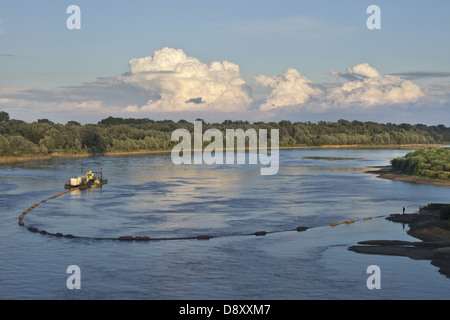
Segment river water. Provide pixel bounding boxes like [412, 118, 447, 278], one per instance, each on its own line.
[1, 148, 449, 300]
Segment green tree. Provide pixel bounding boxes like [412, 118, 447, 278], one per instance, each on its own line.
[0, 111, 10, 123]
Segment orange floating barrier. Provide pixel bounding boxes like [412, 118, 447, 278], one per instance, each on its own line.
[197, 235, 212, 240]
[330, 222, 341, 227]
[119, 236, 133, 241]
[345, 219, 356, 224]
[254, 231, 267, 236]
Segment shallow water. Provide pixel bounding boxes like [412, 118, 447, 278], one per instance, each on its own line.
[1, 148, 450, 299]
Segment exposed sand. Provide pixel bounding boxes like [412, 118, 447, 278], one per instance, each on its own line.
[349, 204, 450, 278]
[365, 165, 450, 187]
[0, 150, 172, 164]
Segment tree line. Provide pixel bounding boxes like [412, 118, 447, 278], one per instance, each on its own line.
[1, 111, 449, 157]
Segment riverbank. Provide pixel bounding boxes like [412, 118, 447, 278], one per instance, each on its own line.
[365, 165, 450, 187]
[0, 150, 173, 164]
[0, 143, 442, 165]
[349, 204, 450, 278]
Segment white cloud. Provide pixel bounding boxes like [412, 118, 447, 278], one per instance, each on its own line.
[251, 63, 425, 113]
[0, 50, 436, 124]
[328, 63, 425, 108]
[251, 68, 323, 111]
[121, 47, 253, 113]
[347, 63, 381, 79]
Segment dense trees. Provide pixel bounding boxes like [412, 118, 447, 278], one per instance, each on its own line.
[0, 111, 449, 157]
[392, 147, 450, 180]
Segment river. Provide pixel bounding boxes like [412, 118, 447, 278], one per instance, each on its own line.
[1, 148, 449, 299]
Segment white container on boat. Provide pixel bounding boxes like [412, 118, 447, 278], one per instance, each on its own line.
[70, 178, 78, 186]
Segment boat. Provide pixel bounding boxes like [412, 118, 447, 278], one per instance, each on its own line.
[64, 168, 108, 190]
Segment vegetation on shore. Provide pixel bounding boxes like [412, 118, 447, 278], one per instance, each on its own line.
[391, 147, 450, 181]
[1, 110, 450, 158]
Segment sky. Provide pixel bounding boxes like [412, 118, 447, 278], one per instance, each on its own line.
[0, 0, 449, 125]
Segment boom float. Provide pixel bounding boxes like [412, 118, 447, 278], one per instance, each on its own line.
[18, 168, 385, 242]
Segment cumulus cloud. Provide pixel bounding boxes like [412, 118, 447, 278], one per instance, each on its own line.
[251, 63, 425, 112]
[327, 63, 425, 107]
[121, 47, 253, 113]
[0, 48, 434, 124]
[251, 68, 323, 111]
[347, 63, 381, 79]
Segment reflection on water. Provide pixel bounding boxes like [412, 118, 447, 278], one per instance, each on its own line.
[1, 148, 450, 299]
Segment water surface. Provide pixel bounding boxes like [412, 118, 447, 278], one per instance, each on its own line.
[1, 148, 449, 299]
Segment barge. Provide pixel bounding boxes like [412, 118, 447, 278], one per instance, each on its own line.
[64, 168, 108, 190]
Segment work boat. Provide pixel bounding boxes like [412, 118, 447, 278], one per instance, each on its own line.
[64, 169, 108, 190]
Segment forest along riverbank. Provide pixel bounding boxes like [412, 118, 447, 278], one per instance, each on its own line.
[349, 204, 450, 279]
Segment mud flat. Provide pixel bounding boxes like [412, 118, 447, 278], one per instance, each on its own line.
[349, 204, 450, 278]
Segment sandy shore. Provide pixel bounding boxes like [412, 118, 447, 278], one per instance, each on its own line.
[349, 204, 450, 278]
[365, 165, 450, 187]
[0, 150, 173, 164]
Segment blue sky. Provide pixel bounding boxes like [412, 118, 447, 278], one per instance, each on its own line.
[0, 0, 449, 124]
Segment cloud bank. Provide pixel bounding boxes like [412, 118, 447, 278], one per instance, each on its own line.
[0, 47, 444, 124]
[119, 49, 425, 113]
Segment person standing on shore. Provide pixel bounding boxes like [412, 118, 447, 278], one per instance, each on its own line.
[403, 206, 405, 214]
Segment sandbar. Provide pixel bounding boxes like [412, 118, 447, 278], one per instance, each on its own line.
[349, 204, 450, 278]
